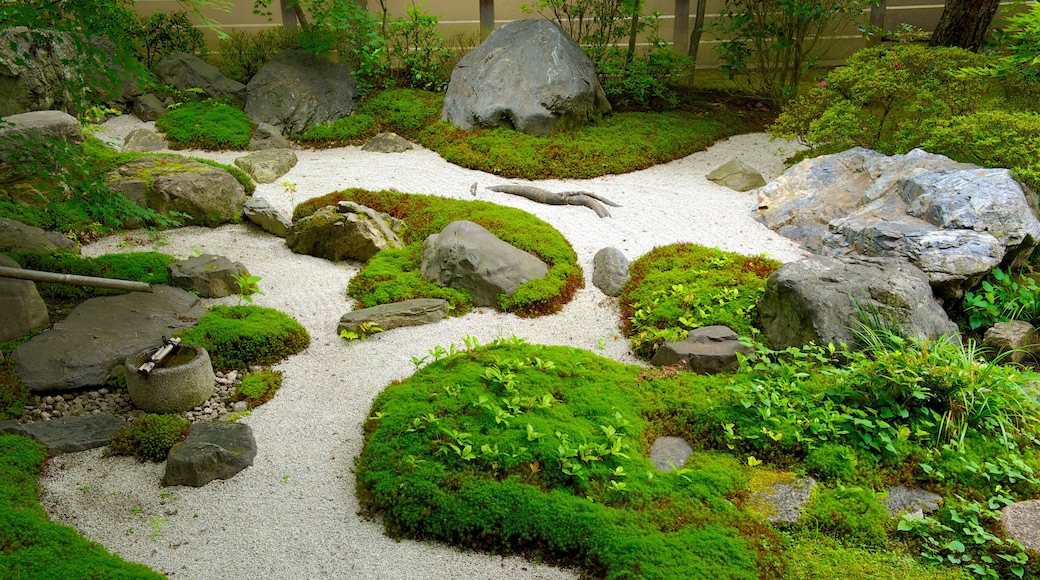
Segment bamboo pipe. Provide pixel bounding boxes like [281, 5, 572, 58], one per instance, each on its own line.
[0, 266, 153, 293]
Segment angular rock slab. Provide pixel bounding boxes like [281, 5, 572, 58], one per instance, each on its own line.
[244, 197, 291, 238]
[122, 127, 166, 152]
[154, 52, 246, 104]
[650, 325, 751, 374]
[649, 436, 693, 472]
[133, 94, 166, 122]
[337, 298, 449, 335]
[420, 220, 548, 307]
[12, 285, 205, 392]
[22, 414, 125, 454]
[245, 49, 358, 137]
[168, 254, 250, 298]
[0, 217, 79, 254]
[442, 19, 611, 136]
[758, 254, 957, 350]
[983, 320, 1036, 364]
[233, 148, 297, 184]
[754, 147, 1040, 300]
[163, 422, 257, 487]
[0, 254, 49, 343]
[1, 110, 84, 187]
[592, 247, 629, 297]
[249, 122, 289, 151]
[706, 158, 766, 192]
[286, 202, 402, 262]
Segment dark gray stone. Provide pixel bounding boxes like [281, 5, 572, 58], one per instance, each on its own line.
[650, 325, 751, 374]
[592, 247, 629, 297]
[754, 476, 817, 525]
[106, 156, 246, 228]
[233, 148, 297, 184]
[0, 254, 49, 343]
[243, 197, 291, 238]
[648, 436, 693, 472]
[154, 52, 246, 105]
[11, 285, 205, 392]
[22, 414, 125, 454]
[1003, 500, 1040, 552]
[337, 298, 450, 335]
[983, 320, 1036, 364]
[122, 127, 166, 152]
[361, 132, 413, 153]
[248, 122, 289, 151]
[0, 218, 79, 254]
[167, 254, 250, 298]
[287, 202, 402, 262]
[0, 420, 30, 437]
[133, 94, 166, 122]
[420, 220, 548, 307]
[162, 422, 257, 487]
[885, 485, 942, 517]
[442, 19, 611, 136]
[754, 147, 1040, 300]
[706, 158, 766, 192]
[758, 254, 957, 350]
[245, 49, 358, 137]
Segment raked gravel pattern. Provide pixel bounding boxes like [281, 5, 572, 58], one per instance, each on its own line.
[37, 116, 809, 579]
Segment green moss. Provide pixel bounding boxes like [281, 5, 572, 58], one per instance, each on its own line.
[800, 486, 888, 548]
[234, 369, 283, 408]
[0, 435, 163, 578]
[786, 531, 969, 580]
[619, 244, 781, 359]
[297, 188, 581, 317]
[177, 305, 310, 370]
[155, 99, 252, 150]
[108, 413, 190, 462]
[298, 88, 443, 146]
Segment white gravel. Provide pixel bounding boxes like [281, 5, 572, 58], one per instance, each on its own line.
[37, 117, 808, 579]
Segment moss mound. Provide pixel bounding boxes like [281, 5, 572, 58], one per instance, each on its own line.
[108, 413, 191, 462]
[234, 369, 283, 408]
[177, 305, 310, 370]
[298, 88, 443, 146]
[618, 244, 781, 359]
[155, 99, 252, 150]
[295, 188, 581, 317]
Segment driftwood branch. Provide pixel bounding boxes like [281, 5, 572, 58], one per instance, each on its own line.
[488, 184, 620, 218]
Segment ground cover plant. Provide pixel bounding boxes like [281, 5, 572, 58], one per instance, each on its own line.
[0, 434, 164, 578]
[154, 99, 252, 150]
[618, 244, 780, 359]
[176, 305, 311, 371]
[234, 369, 284, 408]
[298, 88, 444, 146]
[108, 413, 191, 462]
[293, 188, 581, 317]
[356, 334, 1016, 579]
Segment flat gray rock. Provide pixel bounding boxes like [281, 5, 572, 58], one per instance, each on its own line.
[122, 127, 166, 152]
[706, 158, 766, 192]
[163, 422, 257, 487]
[754, 476, 817, 525]
[361, 132, 413, 153]
[648, 436, 693, 472]
[249, 122, 289, 151]
[11, 285, 205, 392]
[885, 485, 942, 517]
[243, 197, 291, 238]
[233, 148, 297, 184]
[168, 254, 250, 298]
[0, 217, 79, 254]
[21, 414, 125, 454]
[337, 298, 449, 335]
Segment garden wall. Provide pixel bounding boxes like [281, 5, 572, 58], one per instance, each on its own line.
[131, 0, 1018, 68]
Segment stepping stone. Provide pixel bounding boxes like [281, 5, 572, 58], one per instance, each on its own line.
[244, 197, 291, 238]
[650, 325, 751, 374]
[163, 422, 256, 487]
[649, 436, 693, 472]
[1003, 500, 1040, 552]
[706, 158, 766, 192]
[751, 475, 817, 525]
[885, 485, 942, 517]
[21, 414, 125, 454]
[337, 298, 450, 335]
[362, 132, 412, 153]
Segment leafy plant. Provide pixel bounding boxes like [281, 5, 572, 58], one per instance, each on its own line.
[177, 305, 310, 370]
[962, 268, 1040, 330]
[379, 1, 455, 91]
[134, 11, 204, 69]
[230, 273, 263, 305]
[109, 414, 191, 462]
[339, 322, 384, 342]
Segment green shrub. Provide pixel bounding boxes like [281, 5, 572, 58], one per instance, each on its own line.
[961, 267, 1040, 331]
[108, 414, 190, 462]
[0, 435, 163, 578]
[234, 369, 283, 408]
[801, 486, 888, 547]
[177, 305, 310, 370]
[134, 11, 203, 69]
[216, 27, 305, 83]
[295, 188, 581, 316]
[618, 244, 780, 359]
[156, 100, 252, 150]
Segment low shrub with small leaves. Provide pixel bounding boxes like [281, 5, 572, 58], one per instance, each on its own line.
[155, 99, 252, 150]
[177, 305, 310, 370]
[108, 414, 190, 462]
[234, 369, 283, 408]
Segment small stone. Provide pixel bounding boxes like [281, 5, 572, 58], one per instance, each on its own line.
[232, 401, 248, 412]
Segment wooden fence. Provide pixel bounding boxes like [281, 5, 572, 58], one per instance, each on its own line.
[131, 1, 1024, 67]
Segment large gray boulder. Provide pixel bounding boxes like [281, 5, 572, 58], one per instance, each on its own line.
[754, 148, 1040, 300]
[442, 19, 611, 136]
[0, 254, 49, 343]
[168, 254, 250, 298]
[245, 50, 358, 137]
[0, 218, 79, 254]
[163, 422, 257, 487]
[11, 285, 204, 392]
[287, 202, 402, 262]
[106, 156, 246, 227]
[122, 127, 167, 152]
[758, 254, 957, 350]
[233, 148, 297, 184]
[1, 110, 84, 203]
[337, 298, 450, 335]
[243, 197, 291, 238]
[592, 247, 629, 297]
[420, 220, 548, 307]
[154, 52, 246, 104]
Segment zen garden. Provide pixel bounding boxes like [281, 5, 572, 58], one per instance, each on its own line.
[4, 0, 1040, 578]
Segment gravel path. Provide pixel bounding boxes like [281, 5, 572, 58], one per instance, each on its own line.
[37, 118, 807, 579]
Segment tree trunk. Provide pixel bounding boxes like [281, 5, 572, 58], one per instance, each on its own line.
[673, 0, 690, 57]
[280, 0, 297, 29]
[929, 0, 1001, 52]
[480, 0, 495, 39]
[626, 0, 641, 66]
[686, 0, 707, 84]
